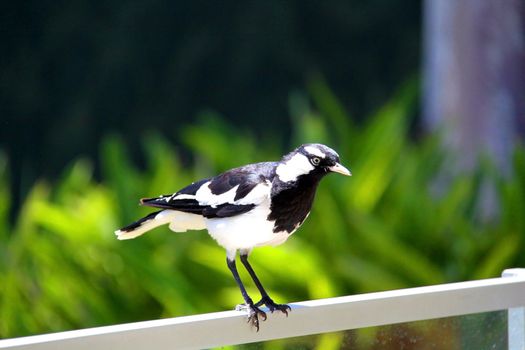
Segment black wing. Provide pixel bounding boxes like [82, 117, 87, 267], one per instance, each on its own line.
[140, 162, 276, 218]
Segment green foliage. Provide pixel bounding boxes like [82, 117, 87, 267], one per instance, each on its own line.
[1, 82, 524, 348]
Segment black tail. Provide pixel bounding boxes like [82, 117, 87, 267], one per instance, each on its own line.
[115, 210, 166, 240]
[118, 210, 163, 232]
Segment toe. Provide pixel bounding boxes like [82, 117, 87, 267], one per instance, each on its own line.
[246, 304, 267, 331]
[247, 313, 259, 331]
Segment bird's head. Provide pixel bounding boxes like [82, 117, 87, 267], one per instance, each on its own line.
[276, 143, 351, 182]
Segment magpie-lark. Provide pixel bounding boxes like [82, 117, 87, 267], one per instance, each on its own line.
[116, 143, 351, 330]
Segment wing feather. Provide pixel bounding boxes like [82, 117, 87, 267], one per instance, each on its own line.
[140, 162, 275, 218]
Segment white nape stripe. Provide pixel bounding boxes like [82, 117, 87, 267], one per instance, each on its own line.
[195, 182, 239, 207]
[304, 146, 326, 158]
[276, 153, 314, 182]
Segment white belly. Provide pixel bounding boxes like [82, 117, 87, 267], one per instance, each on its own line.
[205, 200, 291, 252]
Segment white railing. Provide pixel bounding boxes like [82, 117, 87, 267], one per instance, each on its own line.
[1, 269, 524, 350]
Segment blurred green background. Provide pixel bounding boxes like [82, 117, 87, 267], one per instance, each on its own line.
[1, 1, 524, 348]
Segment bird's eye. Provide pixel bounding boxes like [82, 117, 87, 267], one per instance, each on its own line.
[311, 157, 321, 166]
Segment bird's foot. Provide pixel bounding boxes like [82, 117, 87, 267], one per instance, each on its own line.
[255, 296, 291, 316]
[235, 303, 267, 331]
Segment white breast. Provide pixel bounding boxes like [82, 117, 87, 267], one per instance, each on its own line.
[204, 199, 291, 253]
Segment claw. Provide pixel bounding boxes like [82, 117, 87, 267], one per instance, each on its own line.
[255, 296, 291, 316]
[237, 303, 267, 331]
[237, 297, 290, 331]
[246, 304, 267, 331]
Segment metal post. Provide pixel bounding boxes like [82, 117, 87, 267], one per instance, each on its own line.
[503, 269, 525, 350]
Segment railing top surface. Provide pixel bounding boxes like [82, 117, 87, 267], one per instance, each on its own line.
[1, 268, 525, 350]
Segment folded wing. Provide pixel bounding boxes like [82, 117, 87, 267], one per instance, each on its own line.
[141, 163, 274, 218]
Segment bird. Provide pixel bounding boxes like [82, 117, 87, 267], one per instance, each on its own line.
[115, 143, 351, 330]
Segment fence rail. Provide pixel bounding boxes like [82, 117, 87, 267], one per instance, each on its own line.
[1, 269, 524, 350]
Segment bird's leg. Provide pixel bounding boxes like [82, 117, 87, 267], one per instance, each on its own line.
[226, 257, 267, 331]
[239, 253, 291, 316]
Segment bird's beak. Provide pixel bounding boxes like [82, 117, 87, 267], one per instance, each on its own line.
[329, 163, 352, 176]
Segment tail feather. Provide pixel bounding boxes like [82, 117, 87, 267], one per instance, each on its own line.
[115, 210, 167, 240]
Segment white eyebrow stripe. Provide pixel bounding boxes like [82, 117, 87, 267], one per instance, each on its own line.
[304, 146, 326, 158]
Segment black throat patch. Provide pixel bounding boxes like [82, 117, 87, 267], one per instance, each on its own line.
[268, 173, 323, 233]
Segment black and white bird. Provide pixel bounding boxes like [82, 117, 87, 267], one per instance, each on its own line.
[115, 143, 351, 330]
